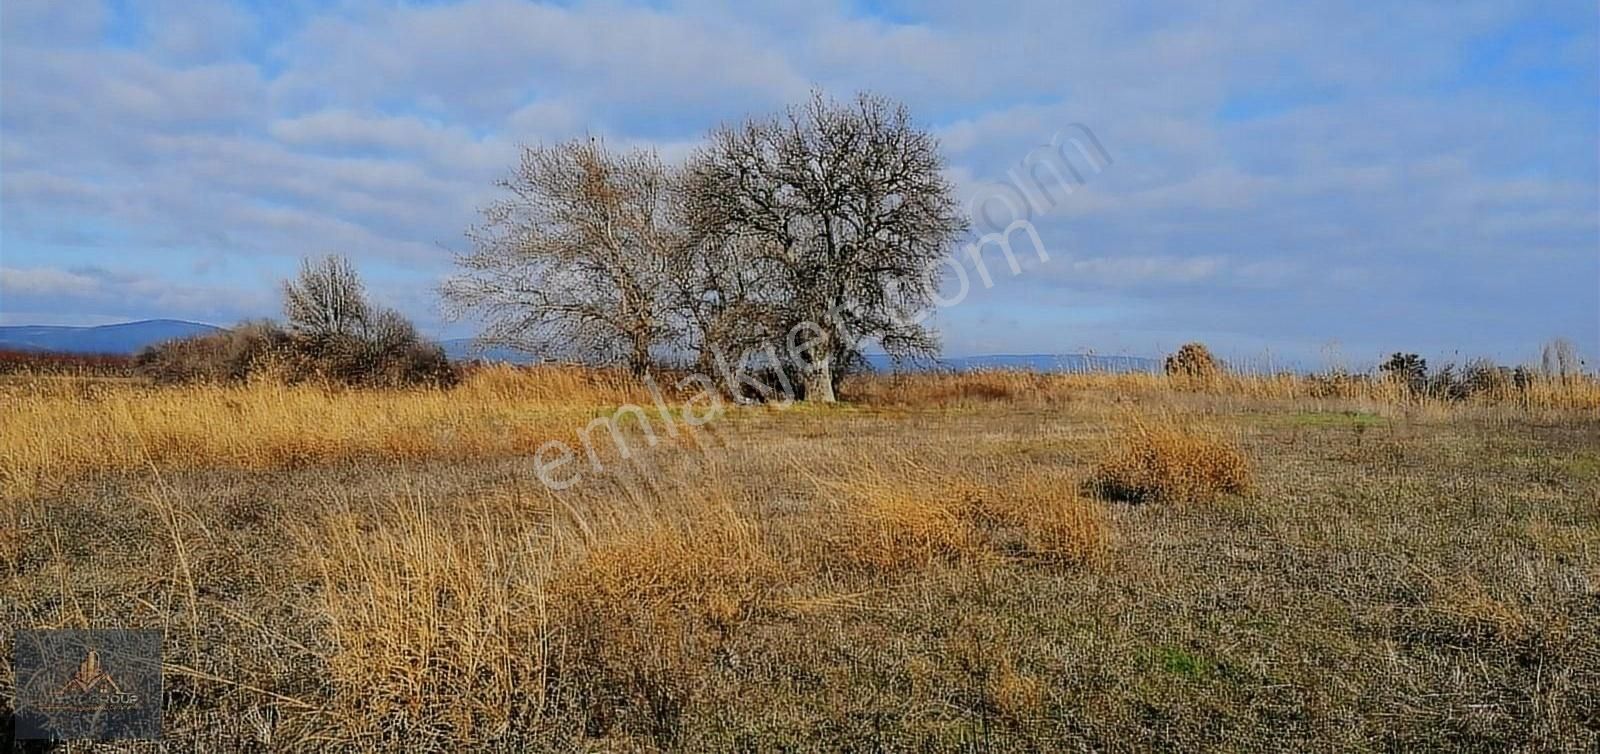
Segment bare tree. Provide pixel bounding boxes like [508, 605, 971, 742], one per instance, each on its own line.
[683, 91, 968, 401]
[278, 254, 453, 386]
[444, 139, 681, 375]
[1541, 338, 1582, 382]
[283, 255, 369, 339]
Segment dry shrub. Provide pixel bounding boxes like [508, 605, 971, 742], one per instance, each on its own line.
[822, 466, 985, 571]
[1164, 342, 1220, 381]
[1091, 417, 1252, 503]
[820, 463, 1109, 571]
[135, 320, 458, 389]
[979, 473, 1111, 564]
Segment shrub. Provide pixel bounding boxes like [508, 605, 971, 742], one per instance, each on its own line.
[833, 479, 983, 571]
[1380, 352, 1428, 395]
[1091, 419, 1252, 504]
[139, 255, 458, 388]
[1164, 342, 1220, 380]
[135, 320, 291, 384]
[137, 316, 456, 388]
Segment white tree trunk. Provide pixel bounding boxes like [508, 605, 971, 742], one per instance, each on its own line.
[804, 355, 837, 402]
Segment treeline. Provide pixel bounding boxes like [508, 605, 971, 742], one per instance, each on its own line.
[1163, 339, 1591, 402]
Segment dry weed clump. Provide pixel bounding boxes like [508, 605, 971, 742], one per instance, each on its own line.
[298, 483, 776, 747]
[545, 510, 776, 744]
[820, 463, 1109, 571]
[980, 473, 1112, 564]
[1091, 418, 1253, 504]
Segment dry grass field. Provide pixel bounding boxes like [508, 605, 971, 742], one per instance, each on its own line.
[3, 367, 1599, 750]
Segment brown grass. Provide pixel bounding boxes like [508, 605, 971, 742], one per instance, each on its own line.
[1090, 416, 1253, 504]
[819, 461, 1110, 570]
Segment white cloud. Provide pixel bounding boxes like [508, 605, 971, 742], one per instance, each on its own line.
[0, 0, 1593, 359]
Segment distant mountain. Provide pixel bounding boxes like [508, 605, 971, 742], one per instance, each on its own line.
[865, 352, 1159, 374]
[439, 343, 1157, 374]
[1, 322, 1162, 374]
[440, 338, 539, 363]
[0, 319, 221, 354]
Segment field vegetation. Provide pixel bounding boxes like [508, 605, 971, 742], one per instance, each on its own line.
[3, 362, 1598, 750]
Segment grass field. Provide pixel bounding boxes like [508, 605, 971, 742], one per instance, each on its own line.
[3, 368, 1598, 750]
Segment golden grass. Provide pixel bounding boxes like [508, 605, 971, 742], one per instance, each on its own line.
[844, 370, 1068, 407]
[0, 365, 656, 499]
[819, 461, 1109, 570]
[8, 363, 1592, 500]
[303, 492, 553, 740]
[298, 478, 775, 745]
[1090, 416, 1253, 504]
[845, 368, 1600, 411]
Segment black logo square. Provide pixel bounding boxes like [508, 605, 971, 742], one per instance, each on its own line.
[12, 629, 163, 741]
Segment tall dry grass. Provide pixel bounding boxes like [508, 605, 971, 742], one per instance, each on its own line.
[297, 474, 775, 746]
[0, 365, 659, 498]
[845, 368, 1600, 412]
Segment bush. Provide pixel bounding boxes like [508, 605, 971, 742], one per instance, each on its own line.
[139, 256, 456, 388]
[135, 321, 291, 384]
[1091, 419, 1252, 504]
[1380, 352, 1428, 395]
[137, 320, 457, 388]
[1164, 342, 1220, 381]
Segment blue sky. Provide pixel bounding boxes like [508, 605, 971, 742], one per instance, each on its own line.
[2, 0, 1596, 367]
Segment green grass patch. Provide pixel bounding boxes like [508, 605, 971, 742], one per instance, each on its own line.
[1148, 646, 1237, 681]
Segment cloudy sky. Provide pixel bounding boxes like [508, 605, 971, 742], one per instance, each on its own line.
[2, 0, 1596, 366]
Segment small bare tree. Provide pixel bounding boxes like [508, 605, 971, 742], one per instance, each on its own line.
[1541, 338, 1582, 383]
[684, 92, 968, 401]
[444, 139, 681, 375]
[283, 255, 369, 339]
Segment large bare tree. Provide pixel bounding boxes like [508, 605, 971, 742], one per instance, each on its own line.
[683, 92, 968, 401]
[444, 139, 681, 375]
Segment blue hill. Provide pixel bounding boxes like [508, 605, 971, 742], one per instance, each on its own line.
[865, 352, 1159, 374]
[0, 319, 221, 354]
[2, 322, 1163, 374]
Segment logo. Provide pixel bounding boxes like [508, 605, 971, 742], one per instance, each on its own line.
[12, 629, 163, 741]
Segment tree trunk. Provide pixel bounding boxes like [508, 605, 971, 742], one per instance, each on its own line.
[804, 353, 837, 403]
[629, 330, 652, 377]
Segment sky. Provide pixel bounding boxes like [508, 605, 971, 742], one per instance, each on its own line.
[1, 0, 1596, 368]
